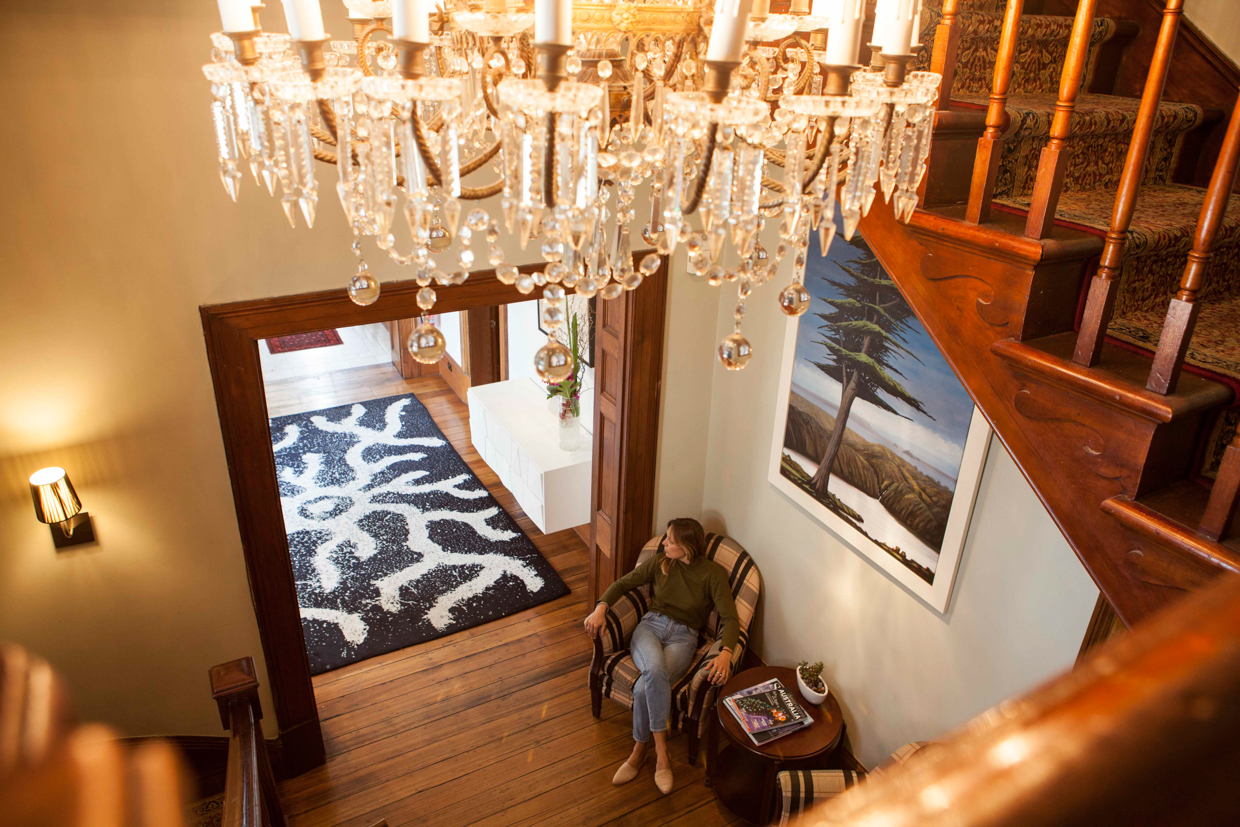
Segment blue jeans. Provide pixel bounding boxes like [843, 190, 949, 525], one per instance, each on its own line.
[629, 612, 698, 743]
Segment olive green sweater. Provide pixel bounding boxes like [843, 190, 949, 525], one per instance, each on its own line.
[600, 552, 741, 651]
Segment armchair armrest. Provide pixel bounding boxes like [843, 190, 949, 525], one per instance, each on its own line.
[770, 768, 865, 826]
[592, 588, 648, 663]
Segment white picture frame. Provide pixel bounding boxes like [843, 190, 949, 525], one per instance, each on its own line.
[766, 255, 992, 614]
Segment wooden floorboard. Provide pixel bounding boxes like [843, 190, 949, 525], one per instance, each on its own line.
[269, 367, 735, 826]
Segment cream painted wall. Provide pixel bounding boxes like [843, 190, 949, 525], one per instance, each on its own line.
[0, 0, 544, 738]
[653, 230, 1100, 768]
[1186, 0, 1240, 64]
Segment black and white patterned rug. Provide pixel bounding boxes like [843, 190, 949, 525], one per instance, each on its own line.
[269, 392, 570, 674]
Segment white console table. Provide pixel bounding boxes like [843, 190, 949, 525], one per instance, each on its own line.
[467, 379, 593, 534]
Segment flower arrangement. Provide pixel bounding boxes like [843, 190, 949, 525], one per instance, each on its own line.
[546, 312, 584, 421]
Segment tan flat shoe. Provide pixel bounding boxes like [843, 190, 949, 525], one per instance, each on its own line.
[612, 755, 645, 785]
[654, 767, 673, 795]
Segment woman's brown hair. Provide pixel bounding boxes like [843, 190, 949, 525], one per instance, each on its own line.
[663, 518, 707, 573]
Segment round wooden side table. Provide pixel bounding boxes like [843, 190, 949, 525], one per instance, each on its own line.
[706, 666, 844, 826]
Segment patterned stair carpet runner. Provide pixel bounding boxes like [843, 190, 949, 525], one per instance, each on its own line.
[919, 0, 1240, 480]
[269, 392, 570, 674]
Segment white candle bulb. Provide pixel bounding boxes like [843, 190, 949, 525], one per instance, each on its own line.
[882, 0, 918, 55]
[809, 0, 831, 17]
[393, 0, 431, 42]
[217, 0, 255, 32]
[873, 0, 894, 48]
[534, 0, 573, 46]
[823, 0, 863, 66]
[706, 0, 755, 63]
[281, 0, 326, 40]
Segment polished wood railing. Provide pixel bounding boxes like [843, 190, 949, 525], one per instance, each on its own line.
[1024, 0, 1098, 238]
[1072, 0, 1185, 366]
[965, 0, 1024, 224]
[210, 657, 286, 827]
[1, 642, 186, 827]
[802, 572, 1240, 825]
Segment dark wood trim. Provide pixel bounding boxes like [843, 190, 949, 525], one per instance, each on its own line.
[1077, 593, 1126, 665]
[587, 254, 668, 603]
[119, 735, 287, 800]
[466, 305, 502, 387]
[497, 304, 510, 381]
[201, 260, 667, 777]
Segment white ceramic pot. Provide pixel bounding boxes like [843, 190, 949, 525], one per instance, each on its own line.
[797, 666, 828, 706]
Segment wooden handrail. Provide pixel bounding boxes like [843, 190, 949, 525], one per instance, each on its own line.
[209, 657, 286, 827]
[965, 0, 1024, 224]
[1024, 0, 1098, 239]
[801, 571, 1240, 825]
[1072, 0, 1185, 367]
[1145, 86, 1240, 394]
[930, 0, 963, 111]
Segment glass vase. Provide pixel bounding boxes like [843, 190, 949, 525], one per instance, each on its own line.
[559, 413, 583, 452]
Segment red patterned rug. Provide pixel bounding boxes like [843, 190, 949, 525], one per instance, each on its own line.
[267, 329, 344, 354]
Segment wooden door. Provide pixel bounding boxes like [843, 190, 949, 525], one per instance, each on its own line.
[389, 318, 426, 380]
[439, 307, 502, 403]
[588, 257, 668, 603]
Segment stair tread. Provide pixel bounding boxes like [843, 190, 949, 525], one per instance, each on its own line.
[1103, 480, 1240, 568]
[953, 92, 1204, 140]
[993, 332, 1232, 422]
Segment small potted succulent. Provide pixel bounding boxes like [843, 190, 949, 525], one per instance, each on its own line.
[797, 660, 828, 705]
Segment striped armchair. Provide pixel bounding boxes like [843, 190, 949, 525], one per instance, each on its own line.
[588, 532, 762, 763]
[769, 741, 935, 825]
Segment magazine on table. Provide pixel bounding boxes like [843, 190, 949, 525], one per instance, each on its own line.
[723, 679, 813, 745]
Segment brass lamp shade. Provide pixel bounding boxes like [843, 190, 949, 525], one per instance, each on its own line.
[29, 467, 82, 524]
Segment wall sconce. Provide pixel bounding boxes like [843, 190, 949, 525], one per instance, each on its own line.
[29, 467, 96, 549]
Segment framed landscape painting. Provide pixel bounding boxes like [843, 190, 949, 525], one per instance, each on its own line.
[768, 212, 991, 612]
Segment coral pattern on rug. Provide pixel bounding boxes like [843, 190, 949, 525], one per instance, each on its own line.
[270, 392, 569, 673]
[266, 329, 344, 354]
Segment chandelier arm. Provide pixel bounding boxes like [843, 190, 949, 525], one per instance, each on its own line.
[520, 35, 535, 80]
[357, 21, 393, 79]
[800, 122, 834, 194]
[459, 180, 505, 199]
[310, 124, 338, 147]
[313, 145, 339, 165]
[682, 122, 718, 216]
[317, 99, 340, 142]
[766, 149, 785, 168]
[762, 175, 788, 194]
[410, 110, 445, 188]
[482, 69, 503, 119]
[461, 139, 502, 176]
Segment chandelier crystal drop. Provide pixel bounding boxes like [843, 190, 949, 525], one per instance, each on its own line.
[204, 0, 939, 375]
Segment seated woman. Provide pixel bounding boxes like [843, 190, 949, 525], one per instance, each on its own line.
[583, 518, 740, 794]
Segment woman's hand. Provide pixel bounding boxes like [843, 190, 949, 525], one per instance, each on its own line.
[583, 603, 608, 639]
[705, 650, 732, 686]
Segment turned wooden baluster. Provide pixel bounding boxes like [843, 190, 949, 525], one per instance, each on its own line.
[1024, 0, 1097, 239]
[965, 0, 1024, 224]
[1073, 0, 1184, 367]
[1146, 89, 1240, 394]
[1202, 431, 1240, 541]
[930, 0, 963, 111]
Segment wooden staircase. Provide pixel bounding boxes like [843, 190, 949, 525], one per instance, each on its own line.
[859, 0, 1240, 626]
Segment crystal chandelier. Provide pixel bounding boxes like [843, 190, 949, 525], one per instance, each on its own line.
[205, 0, 938, 377]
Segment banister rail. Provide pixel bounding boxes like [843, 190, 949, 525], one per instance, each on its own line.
[1145, 86, 1240, 394]
[800, 571, 1240, 825]
[1024, 0, 1098, 239]
[209, 657, 286, 827]
[965, 0, 1024, 224]
[930, 0, 963, 111]
[1073, 0, 1185, 367]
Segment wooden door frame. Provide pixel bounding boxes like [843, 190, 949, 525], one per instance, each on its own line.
[200, 259, 665, 775]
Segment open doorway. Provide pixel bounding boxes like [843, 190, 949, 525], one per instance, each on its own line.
[201, 262, 665, 772]
[258, 309, 584, 676]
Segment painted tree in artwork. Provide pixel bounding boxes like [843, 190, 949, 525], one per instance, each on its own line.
[809, 245, 933, 495]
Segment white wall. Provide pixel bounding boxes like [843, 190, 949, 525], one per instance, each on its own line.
[655, 231, 1100, 768]
[0, 0, 545, 738]
[1187, 0, 1240, 64]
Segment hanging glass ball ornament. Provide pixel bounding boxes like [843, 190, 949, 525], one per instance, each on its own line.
[718, 332, 753, 371]
[534, 336, 573, 383]
[347, 264, 380, 306]
[407, 322, 447, 364]
[778, 282, 811, 316]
